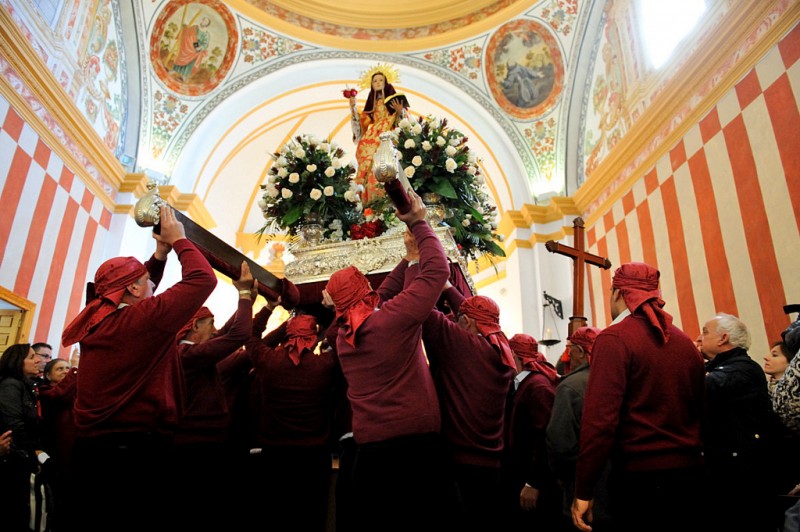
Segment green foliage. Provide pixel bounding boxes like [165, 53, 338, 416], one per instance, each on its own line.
[258, 134, 362, 241]
[394, 115, 506, 262]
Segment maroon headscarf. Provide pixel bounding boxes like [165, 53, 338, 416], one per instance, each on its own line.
[460, 296, 516, 369]
[284, 314, 318, 365]
[612, 262, 673, 343]
[326, 266, 380, 347]
[509, 333, 559, 384]
[568, 326, 602, 361]
[177, 307, 214, 342]
[62, 257, 147, 346]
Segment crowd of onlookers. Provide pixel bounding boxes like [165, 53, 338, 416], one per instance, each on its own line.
[1, 197, 799, 532]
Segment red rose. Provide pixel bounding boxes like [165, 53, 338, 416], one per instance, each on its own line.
[350, 224, 365, 240]
[363, 221, 385, 239]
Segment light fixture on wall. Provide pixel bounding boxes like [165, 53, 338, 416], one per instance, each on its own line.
[540, 291, 563, 347]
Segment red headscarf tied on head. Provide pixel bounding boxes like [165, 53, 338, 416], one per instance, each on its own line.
[284, 314, 318, 365]
[612, 262, 673, 344]
[460, 296, 516, 370]
[62, 257, 147, 346]
[326, 266, 380, 347]
[177, 307, 214, 342]
[567, 326, 602, 362]
[509, 333, 559, 384]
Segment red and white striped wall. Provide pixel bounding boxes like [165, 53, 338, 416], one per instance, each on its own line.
[0, 95, 113, 358]
[585, 25, 800, 358]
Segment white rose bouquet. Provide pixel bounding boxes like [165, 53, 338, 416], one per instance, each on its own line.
[259, 134, 362, 240]
[394, 115, 505, 261]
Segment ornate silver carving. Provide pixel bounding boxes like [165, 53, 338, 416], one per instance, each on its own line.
[134, 182, 163, 227]
[284, 225, 474, 293]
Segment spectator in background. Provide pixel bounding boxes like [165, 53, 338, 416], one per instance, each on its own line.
[31, 342, 53, 386]
[765, 340, 794, 397]
[546, 326, 611, 532]
[699, 313, 784, 532]
[0, 343, 47, 531]
[774, 305, 800, 432]
[773, 306, 800, 532]
[38, 356, 78, 530]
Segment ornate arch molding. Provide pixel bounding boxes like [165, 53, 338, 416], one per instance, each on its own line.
[162, 51, 538, 185]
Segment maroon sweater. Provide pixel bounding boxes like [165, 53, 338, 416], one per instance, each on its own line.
[39, 367, 78, 468]
[174, 297, 252, 445]
[416, 281, 515, 467]
[508, 371, 556, 489]
[74, 239, 217, 437]
[575, 313, 706, 500]
[245, 328, 344, 448]
[336, 221, 449, 444]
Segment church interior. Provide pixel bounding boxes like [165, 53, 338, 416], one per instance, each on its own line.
[0, 0, 798, 364]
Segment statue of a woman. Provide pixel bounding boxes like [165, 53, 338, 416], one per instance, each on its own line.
[347, 64, 409, 205]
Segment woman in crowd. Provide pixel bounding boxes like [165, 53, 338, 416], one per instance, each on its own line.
[765, 340, 794, 396]
[38, 356, 79, 530]
[0, 343, 46, 531]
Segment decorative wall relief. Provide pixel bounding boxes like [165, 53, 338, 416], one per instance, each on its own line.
[149, 0, 238, 97]
[486, 19, 564, 120]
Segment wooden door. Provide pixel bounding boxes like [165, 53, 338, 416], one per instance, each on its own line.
[0, 286, 35, 350]
[0, 309, 23, 353]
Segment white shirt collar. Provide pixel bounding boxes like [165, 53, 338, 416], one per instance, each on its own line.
[610, 308, 631, 325]
[514, 370, 530, 390]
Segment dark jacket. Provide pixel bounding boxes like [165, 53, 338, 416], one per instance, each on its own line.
[0, 375, 41, 471]
[704, 346, 779, 464]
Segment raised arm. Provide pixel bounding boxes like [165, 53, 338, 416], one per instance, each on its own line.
[141, 205, 217, 333]
[382, 191, 449, 325]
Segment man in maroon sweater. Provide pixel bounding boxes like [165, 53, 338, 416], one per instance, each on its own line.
[174, 262, 255, 530]
[61, 205, 217, 531]
[572, 262, 706, 532]
[324, 190, 452, 532]
[409, 260, 516, 532]
[246, 309, 345, 532]
[505, 333, 561, 532]
[404, 223, 516, 526]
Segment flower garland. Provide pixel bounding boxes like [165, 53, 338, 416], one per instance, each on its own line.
[393, 115, 506, 262]
[259, 135, 362, 241]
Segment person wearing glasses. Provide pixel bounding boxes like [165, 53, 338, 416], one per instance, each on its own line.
[30, 342, 53, 386]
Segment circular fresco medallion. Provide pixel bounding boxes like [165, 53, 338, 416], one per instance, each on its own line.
[150, 0, 238, 97]
[485, 19, 564, 119]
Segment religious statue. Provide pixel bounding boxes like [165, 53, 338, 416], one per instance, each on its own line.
[346, 63, 410, 206]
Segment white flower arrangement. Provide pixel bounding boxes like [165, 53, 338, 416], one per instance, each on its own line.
[393, 115, 506, 261]
[259, 134, 361, 239]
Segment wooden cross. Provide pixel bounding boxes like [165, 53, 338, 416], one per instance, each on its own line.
[545, 217, 612, 335]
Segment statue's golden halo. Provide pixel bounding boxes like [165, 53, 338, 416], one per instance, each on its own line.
[359, 63, 400, 89]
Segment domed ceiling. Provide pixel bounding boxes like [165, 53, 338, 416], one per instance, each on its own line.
[235, 0, 536, 50]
